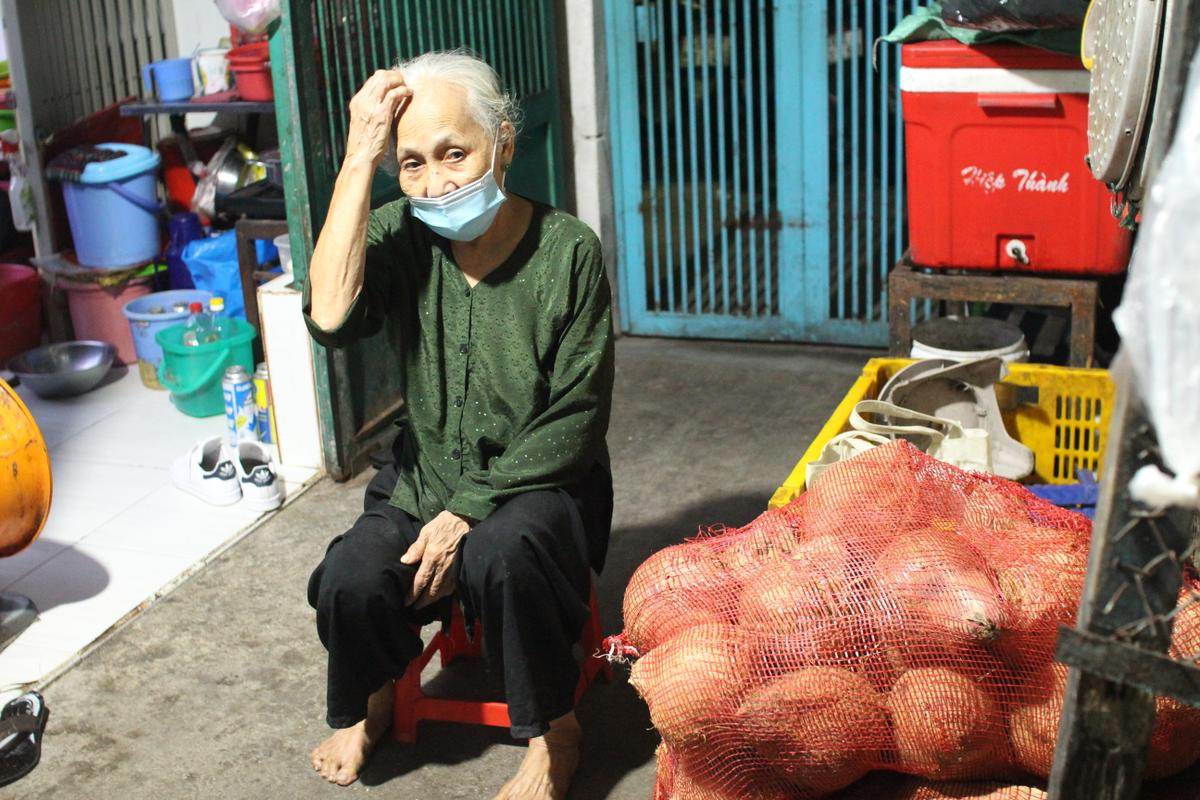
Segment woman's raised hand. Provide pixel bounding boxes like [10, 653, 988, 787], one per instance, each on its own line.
[344, 70, 412, 169]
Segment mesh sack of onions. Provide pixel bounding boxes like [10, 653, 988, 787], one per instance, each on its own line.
[614, 440, 1200, 797]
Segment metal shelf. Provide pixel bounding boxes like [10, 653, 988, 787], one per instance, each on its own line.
[120, 100, 274, 116]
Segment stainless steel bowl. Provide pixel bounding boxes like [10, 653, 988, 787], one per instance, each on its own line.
[8, 341, 116, 398]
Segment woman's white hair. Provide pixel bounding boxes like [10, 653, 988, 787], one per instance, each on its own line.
[380, 49, 521, 175]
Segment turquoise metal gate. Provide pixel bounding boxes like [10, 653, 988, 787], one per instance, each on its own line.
[606, 1, 914, 345]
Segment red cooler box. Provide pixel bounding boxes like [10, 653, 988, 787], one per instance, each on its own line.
[900, 42, 1132, 274]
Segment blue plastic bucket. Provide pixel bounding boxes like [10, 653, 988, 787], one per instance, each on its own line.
[141, 58, 194, 102]
[122, 289, 212, 389]
[156, 318, 256, 418]
[61, 143, 162, 269]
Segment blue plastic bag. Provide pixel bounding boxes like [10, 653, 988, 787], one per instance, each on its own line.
[181, 230, 278, 321]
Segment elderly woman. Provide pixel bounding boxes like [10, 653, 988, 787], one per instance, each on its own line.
[303, 51, 614, 798]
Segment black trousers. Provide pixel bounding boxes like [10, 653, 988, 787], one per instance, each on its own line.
[308, 461, 612, 738]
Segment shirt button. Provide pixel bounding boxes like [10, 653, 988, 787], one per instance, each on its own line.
[454, 396, 464, 408]
[458, 343, 469, 354]
[464, 288, 471, 298]
[451, 448, 461, 460]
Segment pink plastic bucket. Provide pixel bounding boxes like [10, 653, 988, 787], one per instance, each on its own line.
[59, 277, 152, 365]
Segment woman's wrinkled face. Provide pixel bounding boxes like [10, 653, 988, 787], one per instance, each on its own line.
[394, 78, 507, 199]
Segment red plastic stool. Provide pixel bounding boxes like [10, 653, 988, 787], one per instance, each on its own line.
[392, 580, 611, 742]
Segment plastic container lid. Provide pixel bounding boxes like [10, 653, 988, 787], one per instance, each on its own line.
[900, 41, 1085, 71]
[911, 317, 1030, 364]
[76, 143, 162, 185]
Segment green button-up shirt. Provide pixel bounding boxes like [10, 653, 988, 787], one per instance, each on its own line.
[303, 198, 614, 525]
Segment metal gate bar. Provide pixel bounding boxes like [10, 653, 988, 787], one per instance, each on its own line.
[305, 0, 547, 170]
[611, 1, 909, 345]
[826, 0, 915, 333]
[633, 0, 779, 321]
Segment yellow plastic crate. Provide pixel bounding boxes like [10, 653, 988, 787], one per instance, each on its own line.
[768, 358, 1116, 509]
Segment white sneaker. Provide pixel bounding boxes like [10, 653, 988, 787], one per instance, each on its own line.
[171, 436, 240, 506]
[234, 440, 283, 511]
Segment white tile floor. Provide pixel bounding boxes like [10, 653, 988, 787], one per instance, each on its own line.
[0, 365, 320, 698]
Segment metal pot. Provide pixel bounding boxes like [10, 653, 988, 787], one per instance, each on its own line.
[8, 341, 115, 398]
[194, 139, 266, 217]
[213, 141, 248, 197]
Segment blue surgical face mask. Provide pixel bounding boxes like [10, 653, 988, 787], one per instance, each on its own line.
[408, 136, 507, 242]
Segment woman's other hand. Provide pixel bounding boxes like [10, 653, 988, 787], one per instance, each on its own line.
[345, 70, 412, 170]
[402, 510, 472, 608]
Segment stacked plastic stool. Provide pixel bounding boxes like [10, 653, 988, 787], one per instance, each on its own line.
[392, 581, 610, 742]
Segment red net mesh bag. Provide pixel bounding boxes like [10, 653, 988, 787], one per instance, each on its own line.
[829, 771, 1048, 799]
[619, 441, 1200, 797]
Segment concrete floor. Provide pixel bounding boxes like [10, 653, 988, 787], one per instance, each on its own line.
[12, 337, 873, 800]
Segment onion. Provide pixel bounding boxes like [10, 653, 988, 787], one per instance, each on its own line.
[887, 667, 1011, 779]
[961, 480, 1033, 536]
[1168, 593, 1200, 664]
[669, 734, 806, 800]
[668, 774, 796, 800]
[718, 516, 802, 571]
[1146, 695, 1200, 780]
[629, 623, 748, 748]
[668, 766, 800, 800]
[1151, 594, 1200, 779]
[736, 667, 888, 795]
[736, 557, 854, 635]
[874, 532, 1008, 643]
[1008, 662, 1067, 778]
[910, 783, 1049, 800]
[832, 774, 1047, 800]
[1011, 660, 1200, 780]
[790, 530, 855, 572]
[995, 557, 1082, 634]
[654, 742, 672, 800]
[748, 618, 897, 692]
[624, 544, 735, 651]
[801, 441, 928, 536]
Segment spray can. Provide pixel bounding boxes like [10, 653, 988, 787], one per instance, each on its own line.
[221, 365, 257, 447]
[253, 362, 275, 445]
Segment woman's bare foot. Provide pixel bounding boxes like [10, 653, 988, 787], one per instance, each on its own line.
[493, 710, 582, 800]
[310, 682, 394, 786]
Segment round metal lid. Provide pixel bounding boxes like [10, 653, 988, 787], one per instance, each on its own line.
[1125, 0, 1186, 201]
[1086, 0, 1165, 187]
[911, 317, 1026, 353]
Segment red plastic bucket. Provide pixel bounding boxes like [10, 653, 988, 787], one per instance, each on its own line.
[232, 62, 273, 101]
[228, 42, 273, 101]
[0, 264, 41, 362]
[58, 276, 152, 365]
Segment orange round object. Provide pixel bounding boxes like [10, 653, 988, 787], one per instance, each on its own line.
[0, 378, 51, 557]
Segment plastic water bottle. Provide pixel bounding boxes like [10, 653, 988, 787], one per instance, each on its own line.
[182, 301, 206, 347]
[207, 296, 229, 341]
